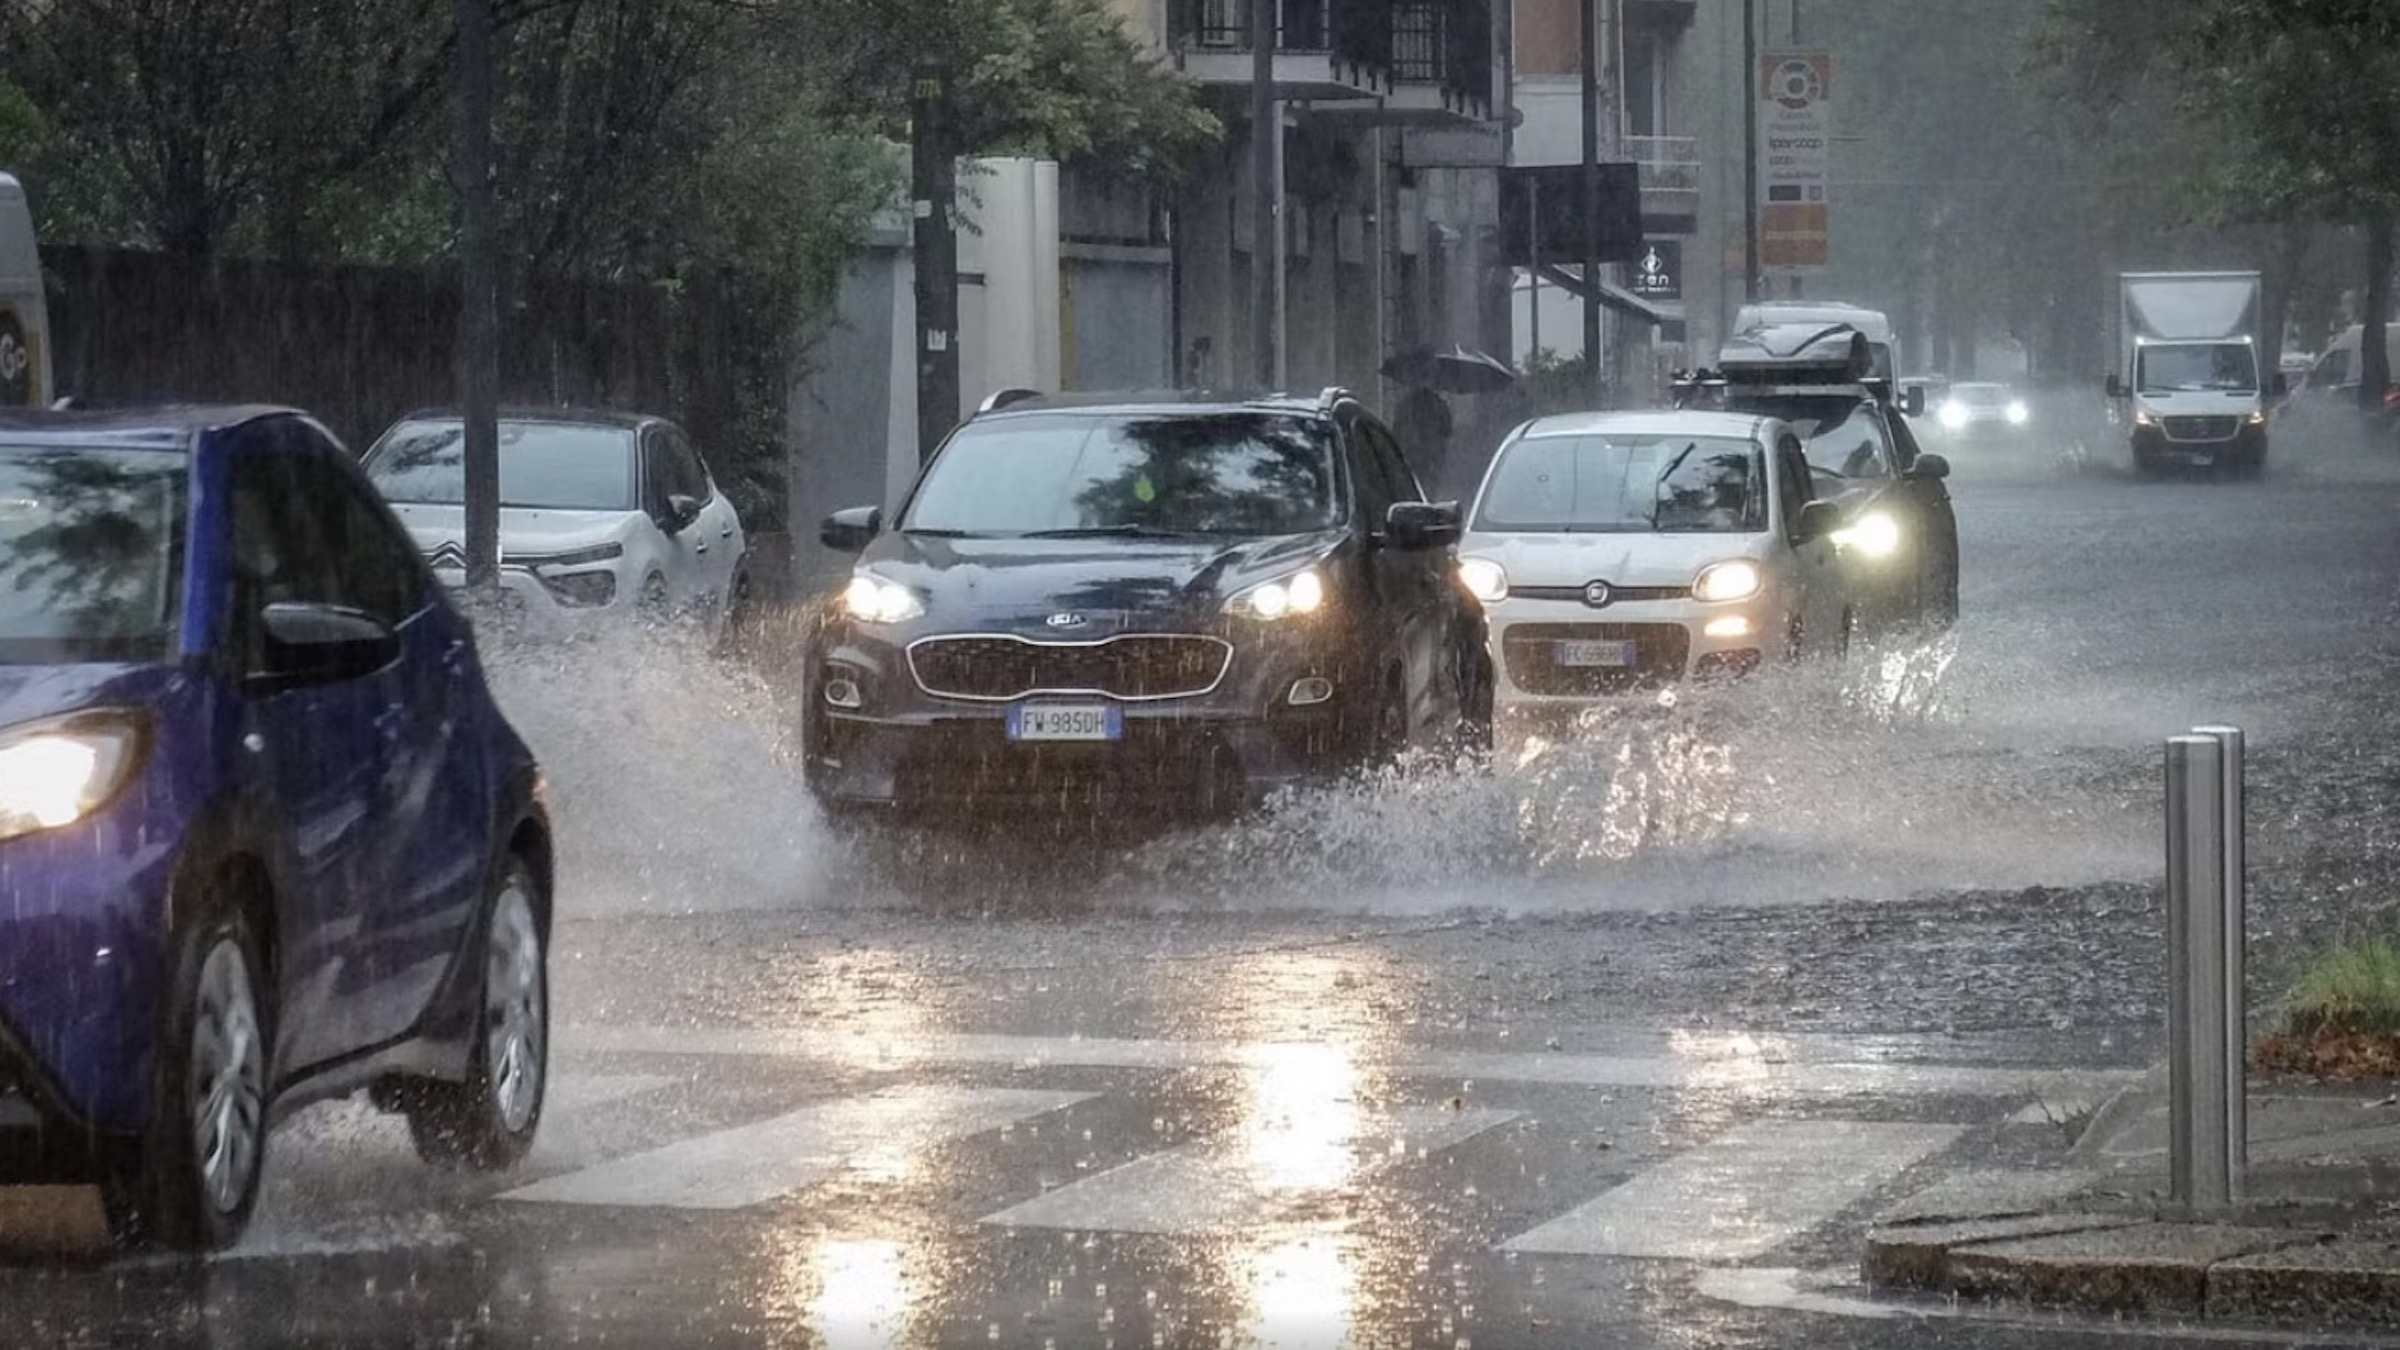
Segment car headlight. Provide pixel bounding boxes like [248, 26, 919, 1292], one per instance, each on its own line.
[2133, 405, 2158, 427]
[1830, 510, 1903, 560]
[539, 569, 618, 607]
[2246, 408, 2268, 426]
[1938, 401, 1969, 430]
[0, 714, 144, 842]
[1692, 559, 1763, 604]
[2005, 401, 2030, 424]
[842, 573, 925, 624]
[1456, 557, 1509, 604]
[1226, 569, 1327, 620]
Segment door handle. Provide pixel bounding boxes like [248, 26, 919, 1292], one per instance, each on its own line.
[694, 542, 709, 554]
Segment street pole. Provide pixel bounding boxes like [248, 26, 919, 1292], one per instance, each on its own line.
[1741, 0, 1760, 304]
[1579, 0, 1602, 396]
[912, 63, 960, 465]
[2166, 728, 2249, 1216]
[453, 0, 499, 595]
[1251, 0, 1279, 389]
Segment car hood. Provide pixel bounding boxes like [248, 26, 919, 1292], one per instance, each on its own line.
[385, 503, 643, 561]
[0, 663, 182, 732]
[855, 530, 1347, 630]
[1458, 530, 1768, 590]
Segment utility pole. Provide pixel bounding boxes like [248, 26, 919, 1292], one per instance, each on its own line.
[1579, 0, 1603, 395]
[1741, 0, 1761, 303]
[912, 62, 960, 464]
[1251, 0, 1280, 389]
[453, 0, 499, 594]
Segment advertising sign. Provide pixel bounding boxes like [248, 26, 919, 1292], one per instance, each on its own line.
[1630, 241, 1681, 302]
[1757, 51, 1832, 271]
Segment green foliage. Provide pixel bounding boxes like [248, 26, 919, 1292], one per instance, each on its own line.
[2281, 938, 2400, 1038]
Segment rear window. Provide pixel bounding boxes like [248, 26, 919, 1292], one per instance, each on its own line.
[1474, 433, 1766, 534]
[365, 420, 637, 511]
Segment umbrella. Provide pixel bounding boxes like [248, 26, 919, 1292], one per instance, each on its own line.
[1380, 342, 1518, 395]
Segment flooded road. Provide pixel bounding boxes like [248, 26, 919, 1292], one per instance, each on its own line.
[8, 432, 2400, 1347]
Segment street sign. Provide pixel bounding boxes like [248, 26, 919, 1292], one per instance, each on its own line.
[1630, 241, 1681, 302]
[1498, 164, 1644, 269]
[1757, 51, 1832, 271]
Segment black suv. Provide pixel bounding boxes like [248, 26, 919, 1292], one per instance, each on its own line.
[804, 388, 1494, 821]
[1695, 325, 1961, 631]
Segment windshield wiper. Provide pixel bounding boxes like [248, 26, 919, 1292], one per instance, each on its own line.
[901, 526, 983, 538]
[1018, 524, 1201, 538]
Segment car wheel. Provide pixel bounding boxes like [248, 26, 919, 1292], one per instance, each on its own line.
[1368, 670, 1410, 765]
[636, 573, 672, 622]
[116, 904, 272, 1252]
[396, 855, 547, 1170]
[1922, 539, 1961, 630]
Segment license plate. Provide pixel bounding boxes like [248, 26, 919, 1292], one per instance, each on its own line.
[1559, 639, 1638, 668]
[1006, 703, 1123, 742]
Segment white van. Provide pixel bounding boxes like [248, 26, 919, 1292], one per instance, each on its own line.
[0, 173, 50, 408]
[2306, 324, 2400, 401]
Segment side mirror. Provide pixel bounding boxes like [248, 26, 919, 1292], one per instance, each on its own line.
[1793, 498, 1848, 543]
[666, 493, 704, 531]
[256, 602, 399, 688]
[2105, 374, 2128, 399]
[1384, 500, 1461, 551]
[1908, 452, 1951, 481]
[819, 505, 882, 552]
[1901, 386, 1927, 418]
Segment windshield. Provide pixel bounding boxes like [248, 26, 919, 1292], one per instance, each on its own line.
[2137, 343, 2258, 393]
[1724, 396, 1892, 479]
[0, 445, 185, 664]
[903, 413, 1337, 536]
[366, 420, 637, 510]
[1474, 433, 1766, 533]
[1954, 384, 2011, 406]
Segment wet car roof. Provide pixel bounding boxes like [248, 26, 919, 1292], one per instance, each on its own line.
[388, 407, 658, 430]
[1518, 409, 1774, 441]
[0, 404, 297, 450]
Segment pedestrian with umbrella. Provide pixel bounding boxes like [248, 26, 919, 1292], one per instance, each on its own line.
[1382, 342, 1518, 498]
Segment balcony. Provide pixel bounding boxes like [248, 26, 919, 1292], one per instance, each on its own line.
[1626, 0, 1697, 30]
[1383, 0, 1496, 123]
[1168, 0, 1389, 102]
[1627, 133, 1699, 233]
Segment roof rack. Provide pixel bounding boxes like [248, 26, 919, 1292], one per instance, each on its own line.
[1316, 386, 1353, 413]
[976, 388, 1048, 415]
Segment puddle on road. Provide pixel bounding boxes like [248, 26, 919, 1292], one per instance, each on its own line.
[473, 605, 2159, 919]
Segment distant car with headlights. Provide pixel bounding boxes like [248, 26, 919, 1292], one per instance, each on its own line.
[362, 409, 750, 633]
[1933, 381, 2032, 443]
[0, 407, 553, 1252]
[1457, 410, 1856, 718]
[1702, 324, 1959, 632]
[804, 388, 1493, 822]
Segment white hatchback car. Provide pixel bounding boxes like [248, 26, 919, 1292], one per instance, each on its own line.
[362, 409, 749, 631]
[1457, 410, 1856, 716]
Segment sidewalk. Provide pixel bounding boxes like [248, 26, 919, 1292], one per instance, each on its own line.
[1863, 1069, 2400, 1327]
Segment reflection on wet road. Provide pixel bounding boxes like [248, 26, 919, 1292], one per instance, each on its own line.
[11, 448, 2400, 1349]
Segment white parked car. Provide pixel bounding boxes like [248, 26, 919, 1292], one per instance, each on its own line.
[361, 409, 749, 630]
[1456, 409, 1856, 719]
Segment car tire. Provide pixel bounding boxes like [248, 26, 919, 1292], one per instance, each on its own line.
[636, 573, 672, 623]
[1921, 538, 1961, 630]
[394, 854, 547, 1171]
[113, 902, 273, 1252]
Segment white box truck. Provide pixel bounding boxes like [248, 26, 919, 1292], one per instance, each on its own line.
[2106, 271, 2277, 478]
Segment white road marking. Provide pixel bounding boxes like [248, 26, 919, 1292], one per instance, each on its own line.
[2005, 1096, 2094, 1127]
[1500, 1119, 1964, 1261]
[499, 1085, 1092, 1210]
[981, 1105, 1518, 1235]
[567, 1026, 2137, 1100]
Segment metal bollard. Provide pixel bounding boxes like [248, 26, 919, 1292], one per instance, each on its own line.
[2166, 729, 2247, 1215]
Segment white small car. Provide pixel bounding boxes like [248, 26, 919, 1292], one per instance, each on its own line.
[362, 409, 749, 631]
[1457, 410, 1856, 717]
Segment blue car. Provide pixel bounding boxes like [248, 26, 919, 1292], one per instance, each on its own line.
[0, 406, 554, 1251]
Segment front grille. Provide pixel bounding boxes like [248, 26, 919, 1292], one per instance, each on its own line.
[887, 719, 1247, 814]
[1502, 622, 1691, 695]
[2162, 415, 2240, 442]
[1513, 583, 1693, 605]
[908, 634, 1233, 702]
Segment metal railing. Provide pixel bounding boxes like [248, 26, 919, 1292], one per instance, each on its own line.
[1388, 0, 1493, 105]
[1174, 0, 1332, 52]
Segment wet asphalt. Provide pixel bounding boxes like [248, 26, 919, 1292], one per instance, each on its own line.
[9, 417, 2400, 1347]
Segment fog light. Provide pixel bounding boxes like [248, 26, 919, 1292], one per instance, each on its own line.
[1288, 676, 1335, 706]
[1702, 615, 1754, 639]
[823, 677, 863, 709]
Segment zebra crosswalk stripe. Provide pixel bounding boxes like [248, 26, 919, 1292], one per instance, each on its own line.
[1498, 1118, 1964, 1261]
[498, 1085, 1093, 1211]
[981, 1104, 1518, 1235]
